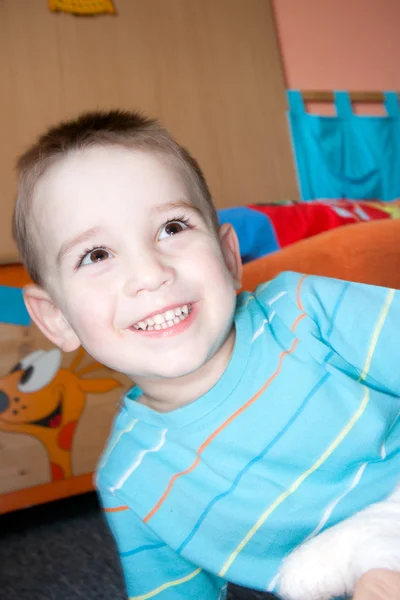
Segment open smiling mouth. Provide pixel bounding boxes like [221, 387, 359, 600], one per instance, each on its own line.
[132, 303, 193, 331]
[30, 395, 63, 428]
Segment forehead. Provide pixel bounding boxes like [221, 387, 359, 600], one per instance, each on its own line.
[34, 145, 188, 209]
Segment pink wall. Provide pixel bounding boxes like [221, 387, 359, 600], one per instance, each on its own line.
[272, 0, 400, 115]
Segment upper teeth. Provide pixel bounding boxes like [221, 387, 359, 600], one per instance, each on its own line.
[134, 304, 191, 330]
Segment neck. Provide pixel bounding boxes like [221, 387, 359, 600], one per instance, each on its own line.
[134, 326, 236, 413]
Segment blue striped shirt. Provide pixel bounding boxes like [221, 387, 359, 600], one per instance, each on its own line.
[97, 272, 400, 599]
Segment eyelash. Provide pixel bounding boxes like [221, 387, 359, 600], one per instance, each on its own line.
[75, 215, 193, 269]
[76, 245, 108, 269]
[167, 215, 191, 229]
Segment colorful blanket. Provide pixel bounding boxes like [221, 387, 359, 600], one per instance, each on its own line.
[218, 199, 400, 263]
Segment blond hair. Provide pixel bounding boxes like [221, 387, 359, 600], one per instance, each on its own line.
[13, 110, 218, 286]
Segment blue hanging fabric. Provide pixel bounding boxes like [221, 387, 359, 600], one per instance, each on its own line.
[384, 91, 400, 201]
[287, 89, 400, 202]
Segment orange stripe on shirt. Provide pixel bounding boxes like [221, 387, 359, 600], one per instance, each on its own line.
[104, 505, 129, 513]
[291, 313, 306, 331]
[143, 337, 299, 523]
[296, 274, 308, 311]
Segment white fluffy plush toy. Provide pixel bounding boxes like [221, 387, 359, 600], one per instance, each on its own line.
[276, 484, 400, 600]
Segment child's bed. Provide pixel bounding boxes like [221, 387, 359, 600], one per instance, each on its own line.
[2, 90, 400, 514]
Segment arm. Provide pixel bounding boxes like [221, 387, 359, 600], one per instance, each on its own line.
[260, 274, 400, 600]
[98, 489, 227, 600]
[275, 272, 400, 395]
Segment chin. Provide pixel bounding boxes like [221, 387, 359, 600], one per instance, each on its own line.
[154, 361, 205, 380]
[143, 351, 212, 381]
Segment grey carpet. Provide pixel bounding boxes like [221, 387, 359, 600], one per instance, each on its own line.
[0, 492, 278, 600]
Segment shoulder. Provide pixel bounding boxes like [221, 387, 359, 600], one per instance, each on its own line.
[254, 271, 307, 310]
[255, 272, 364, 312]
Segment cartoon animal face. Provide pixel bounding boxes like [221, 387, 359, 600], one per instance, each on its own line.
[0, 350, 63, 426]
[0, 347, 122, 481]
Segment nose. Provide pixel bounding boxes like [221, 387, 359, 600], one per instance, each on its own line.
[123, 251, 175, 296]
[0, 390, 10, 413]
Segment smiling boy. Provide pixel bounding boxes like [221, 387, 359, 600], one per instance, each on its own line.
[13, 110, 400, 600]
[19, 143, 240, 412]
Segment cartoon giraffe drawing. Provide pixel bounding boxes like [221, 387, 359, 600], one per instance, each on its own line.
[0, 348, 121, 481]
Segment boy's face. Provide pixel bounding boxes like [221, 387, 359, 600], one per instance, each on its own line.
[26, 146, 241, 383]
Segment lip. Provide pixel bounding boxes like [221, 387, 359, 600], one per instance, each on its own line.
[128, 303, 197, 338]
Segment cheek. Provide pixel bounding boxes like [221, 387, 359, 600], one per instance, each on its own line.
[182, 240, 231, 279]
[197, 254, 237, 313]
[202, 254, 235, 290]
[61, 284, 113, 332]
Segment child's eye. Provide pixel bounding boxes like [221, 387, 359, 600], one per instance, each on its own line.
[158, 219, 190, 241]
[78, 247, 113, 267]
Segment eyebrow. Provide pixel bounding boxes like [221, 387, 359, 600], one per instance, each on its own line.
[56, 226, 102, 266]
[151, 199, 203, 218]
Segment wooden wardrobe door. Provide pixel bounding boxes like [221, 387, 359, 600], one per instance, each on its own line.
[0, 0, 298, 264]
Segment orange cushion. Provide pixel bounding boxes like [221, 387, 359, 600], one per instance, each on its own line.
[0, 264, 32, 288]
[241, 218, 400, 292]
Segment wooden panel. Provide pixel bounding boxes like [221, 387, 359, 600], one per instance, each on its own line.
[0, 0, 298, 264]
[301, 90, 397, 103]
[0, 316, 130, 504]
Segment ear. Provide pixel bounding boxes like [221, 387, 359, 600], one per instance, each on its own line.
[23, 285, 81, 353]
[219, 223, 242, 290]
